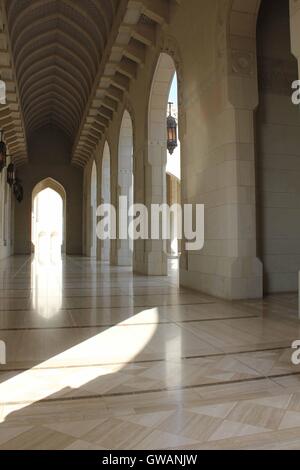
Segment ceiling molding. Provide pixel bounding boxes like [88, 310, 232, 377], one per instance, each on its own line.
[72, 0, 170, 167]
[0, 0, 27, 165]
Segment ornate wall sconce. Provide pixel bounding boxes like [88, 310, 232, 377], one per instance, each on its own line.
[7, 162, 15, 186]
[0, 131, 7, 172]
[13, 177, 23, 203]
[167, 102, 178, 155]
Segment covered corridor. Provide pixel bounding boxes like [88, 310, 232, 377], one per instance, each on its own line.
[0, 0, 300, 451]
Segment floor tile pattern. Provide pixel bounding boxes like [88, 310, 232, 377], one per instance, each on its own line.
[0, 256, 300, 449]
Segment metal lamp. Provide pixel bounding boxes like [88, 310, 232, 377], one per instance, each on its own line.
[167, 102, 178, 155]
[0, 131, 7, 172]
[7, 162, 15, 186]
[13, 177, 23, 203]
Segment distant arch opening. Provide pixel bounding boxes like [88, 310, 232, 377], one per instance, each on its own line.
[102, 142, 111, 263]
[31, 178, 66, 262]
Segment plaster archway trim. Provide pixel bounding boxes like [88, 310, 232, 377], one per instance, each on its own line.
[32, 177, 66, 207]
[160, 35, 184, 109]
[86, 156, 99, 184]
[117, 109, 134, 267]
[148, 34, 185, 139]
[228, 0, 262, 43]
[89, 161, 98, 258]
[101, 140, 111, 263]
[144, 48, 182, 276]
[100, 140, 113, 188]
[118, 102, 136, 159]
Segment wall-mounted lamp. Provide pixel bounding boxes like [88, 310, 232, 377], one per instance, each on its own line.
[167, 102, 178, 155]
[7, 162, 15, 186]
[0, 130, 7, 172]
[13, 177, 23, 203]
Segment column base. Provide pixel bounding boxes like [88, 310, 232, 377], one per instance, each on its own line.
[140, 251, 168, 276]
[180, 256, 263, 300]
[117, 248, 133, 267]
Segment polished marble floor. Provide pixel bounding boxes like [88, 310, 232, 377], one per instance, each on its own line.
[0, 255, 300, 449]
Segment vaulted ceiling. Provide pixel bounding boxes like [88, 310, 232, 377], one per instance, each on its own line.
[5, 0, 118, 140]
[0, 0, 171, 166]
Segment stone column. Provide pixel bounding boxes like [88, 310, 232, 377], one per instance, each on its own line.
[290, 0, 300, 308]
[117, 168, 133, 266]
[215, 37, 263, 298]
[96, 158, 102, 261]
[180, 12, 263, 299]
[110, 144, 118, 266]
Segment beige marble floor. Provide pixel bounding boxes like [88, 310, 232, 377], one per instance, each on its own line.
[0, 255, 300, 450]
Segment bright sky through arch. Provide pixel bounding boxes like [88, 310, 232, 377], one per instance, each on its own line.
[169, 73, 178, 109]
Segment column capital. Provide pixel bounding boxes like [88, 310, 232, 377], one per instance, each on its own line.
[224, 49, 259, 110]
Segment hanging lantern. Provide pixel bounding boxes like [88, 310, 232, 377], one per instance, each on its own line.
[13, 178, 23, 203]
[167, 102, 178, 155]
[0, 131, 7, 172]
[7, 162, 15, 186]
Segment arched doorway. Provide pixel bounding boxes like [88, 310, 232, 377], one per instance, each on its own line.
[166, 72, 181, 269]
[31, 178, 65, 317]
[256, 0, 300, 293]
[101, 142, 111, 263]
[118, 110, 133, 267]
[90, 161, 97, 258]
[148, 53, 181, 276]
[31, 178, 66, 262]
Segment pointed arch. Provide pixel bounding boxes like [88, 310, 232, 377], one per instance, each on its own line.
[31, 178, 66, 254]
[148, 53, 176, 145]
[101, 141, 111, 263]
[118, 110, 134, 267]
[228, 1, 262, 46]
[146, 52, 180, 276]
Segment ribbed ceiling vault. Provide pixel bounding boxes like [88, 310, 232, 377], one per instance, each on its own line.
[0, 0, 171, 166]
[72, 0, 170, 166]
[0, 1, 27, 166]
[4, 0, 119, 145]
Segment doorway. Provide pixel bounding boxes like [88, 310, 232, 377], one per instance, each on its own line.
[32, 178, 66, 262]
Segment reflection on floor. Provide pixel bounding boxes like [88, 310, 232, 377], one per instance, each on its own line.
[0, 255, 300, 450]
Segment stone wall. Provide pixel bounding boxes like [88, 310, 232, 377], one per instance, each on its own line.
[14, 126, 83, 255]
[256, 0, 300, 293]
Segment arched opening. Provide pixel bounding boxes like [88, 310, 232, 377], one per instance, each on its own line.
[148, 53, 181, 276]
[31, 178, 65, 317]
[101, 141, 111, 263]
[118, 110, 134, 267]
[256, 0, 300, 294]
[31, 178, 66, 262]
[90, 161, 97, 258]
[166, 73, 181, 269]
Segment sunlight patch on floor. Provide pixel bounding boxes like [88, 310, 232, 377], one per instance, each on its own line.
[0, 308, 159, 423]
[31, 256, 63, 319]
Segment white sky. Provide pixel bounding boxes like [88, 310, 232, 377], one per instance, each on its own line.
[166, 73, 181, 180]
